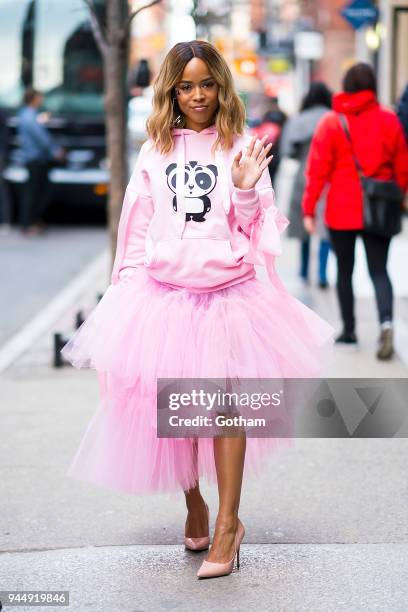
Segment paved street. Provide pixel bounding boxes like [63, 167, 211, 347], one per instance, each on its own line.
[0, 223, 408, 611]
[0, 226, 107, 346]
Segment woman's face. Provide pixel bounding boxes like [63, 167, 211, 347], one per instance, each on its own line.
[174, 57, 219, 131]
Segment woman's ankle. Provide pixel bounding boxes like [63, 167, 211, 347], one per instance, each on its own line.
[215, 511, 238, 528]
[184, 489, 206, 511]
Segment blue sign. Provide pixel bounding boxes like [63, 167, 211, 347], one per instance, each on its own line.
[340, 0, 378, 30]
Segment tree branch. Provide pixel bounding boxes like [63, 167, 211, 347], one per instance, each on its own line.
[125, 0, 162, 34]
[83, 0, 108, 56]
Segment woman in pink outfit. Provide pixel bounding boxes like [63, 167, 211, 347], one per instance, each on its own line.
[62, 41, 334, 579]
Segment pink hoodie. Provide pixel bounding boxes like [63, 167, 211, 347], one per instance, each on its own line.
[111, 125, 289, 292]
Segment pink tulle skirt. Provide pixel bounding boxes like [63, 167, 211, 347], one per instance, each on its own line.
[62, 267, 335, 496]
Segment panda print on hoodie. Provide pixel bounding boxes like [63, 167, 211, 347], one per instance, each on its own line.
[166, 161, 218, 223]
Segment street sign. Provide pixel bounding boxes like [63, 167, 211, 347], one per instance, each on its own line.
[340, 0, 378, 30]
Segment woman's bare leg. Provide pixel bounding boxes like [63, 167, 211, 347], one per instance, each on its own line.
[206, 432, 246, 562]
[184, 482, 209, 537]
[184, 439, 208, 538]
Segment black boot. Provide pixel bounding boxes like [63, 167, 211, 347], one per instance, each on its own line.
[335, 330, 358, 345]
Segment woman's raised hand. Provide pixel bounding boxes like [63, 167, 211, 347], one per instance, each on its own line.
[231, 135, 273, 190]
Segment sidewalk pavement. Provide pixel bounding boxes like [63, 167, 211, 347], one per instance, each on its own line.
[1, 234, 408, 611]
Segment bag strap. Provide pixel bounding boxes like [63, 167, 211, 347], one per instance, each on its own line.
[337, 113, 365, 178]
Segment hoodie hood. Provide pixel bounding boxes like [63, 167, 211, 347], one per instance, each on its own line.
[171, 124, 217, 136]
[333, 90, 377, 115]
[171, 124, 231, 238]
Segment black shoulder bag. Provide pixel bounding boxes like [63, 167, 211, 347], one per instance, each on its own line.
[338, 113, 404, 238]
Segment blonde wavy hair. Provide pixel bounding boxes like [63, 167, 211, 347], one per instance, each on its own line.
[146, 40, 246, 155]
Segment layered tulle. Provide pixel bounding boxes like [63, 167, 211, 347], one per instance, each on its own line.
[62, 267, 335, 495]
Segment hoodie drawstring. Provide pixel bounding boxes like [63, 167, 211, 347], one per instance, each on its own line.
[176, 133, 186, 238]
[176, 133, 231, 238]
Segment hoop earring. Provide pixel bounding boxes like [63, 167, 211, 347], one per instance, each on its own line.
[172, 97, 185, 128]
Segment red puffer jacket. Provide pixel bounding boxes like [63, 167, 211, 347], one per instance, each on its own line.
[302, 90, 408, 229]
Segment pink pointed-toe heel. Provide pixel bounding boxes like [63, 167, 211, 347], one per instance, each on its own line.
[196, 518, 245, 579]
[184, 503, 210, 552]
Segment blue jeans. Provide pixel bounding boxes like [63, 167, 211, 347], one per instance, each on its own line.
[300, 237, 331, 283]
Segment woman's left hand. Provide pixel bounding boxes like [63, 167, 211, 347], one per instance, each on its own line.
[232, 135, 273, 191]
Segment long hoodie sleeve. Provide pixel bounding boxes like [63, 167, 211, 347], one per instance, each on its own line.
[231, 162, 289, 262]
[232, 186, 262, 235]
[111, 143, 154, 284]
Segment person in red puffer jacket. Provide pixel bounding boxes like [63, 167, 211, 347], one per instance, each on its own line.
[302, 63, 408, 360]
